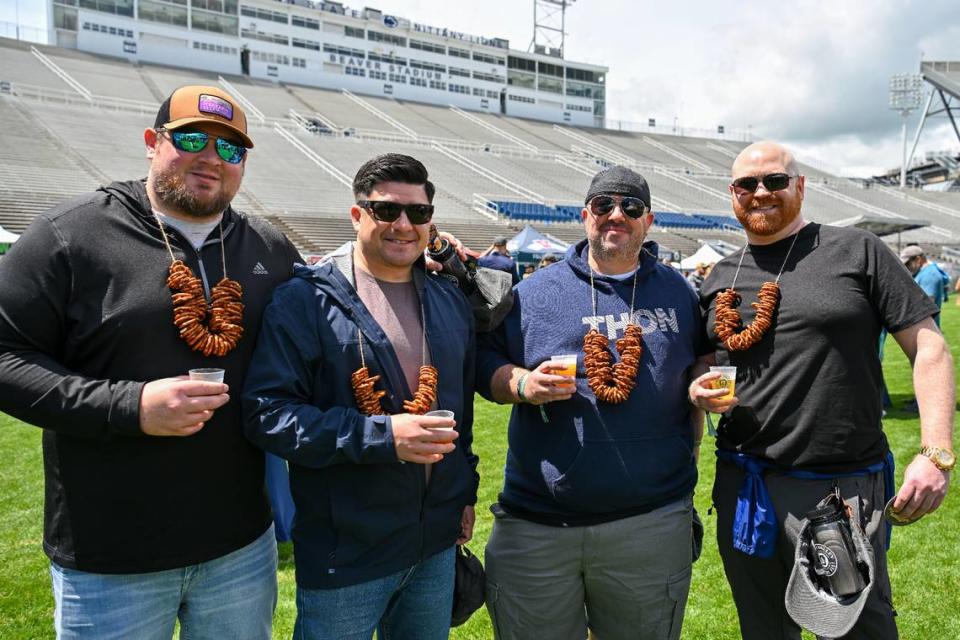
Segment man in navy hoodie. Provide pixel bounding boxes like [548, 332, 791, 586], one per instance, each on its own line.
[243, 154, 479, 640]
[477, 166, 705, 640]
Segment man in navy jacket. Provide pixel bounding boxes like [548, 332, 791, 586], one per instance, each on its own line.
[477, 166, 706, 640]
[243, 154, 479, 640]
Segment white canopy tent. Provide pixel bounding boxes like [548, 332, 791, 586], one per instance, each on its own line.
[679, 243, 725, 270]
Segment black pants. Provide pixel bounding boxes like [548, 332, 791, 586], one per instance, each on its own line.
[712, 459, 898, 640]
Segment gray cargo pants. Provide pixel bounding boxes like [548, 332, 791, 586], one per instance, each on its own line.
[484, 496, 694, 640]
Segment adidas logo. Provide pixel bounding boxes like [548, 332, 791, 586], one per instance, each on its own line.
[252, 262, 269, 275]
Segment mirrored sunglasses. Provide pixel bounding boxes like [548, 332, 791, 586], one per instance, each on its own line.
[587, 195, 648, 219]
[163, 130, 247, 164]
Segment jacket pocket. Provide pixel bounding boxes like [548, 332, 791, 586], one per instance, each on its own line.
[548, 435, 691, 513]
[327, 465, 419, 567]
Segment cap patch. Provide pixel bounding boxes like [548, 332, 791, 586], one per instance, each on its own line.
[198, 94, 233, 121]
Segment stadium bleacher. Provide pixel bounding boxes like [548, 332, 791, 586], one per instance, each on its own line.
[2, 35, 959, 261]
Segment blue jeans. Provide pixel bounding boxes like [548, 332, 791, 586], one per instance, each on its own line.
[50, 524, 278, 640]
[294, 545, 456, 640]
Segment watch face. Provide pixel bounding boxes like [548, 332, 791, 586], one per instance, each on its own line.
[937, 450, 956, 469]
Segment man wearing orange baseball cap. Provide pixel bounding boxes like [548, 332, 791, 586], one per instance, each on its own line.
[0, 85, 301, 638]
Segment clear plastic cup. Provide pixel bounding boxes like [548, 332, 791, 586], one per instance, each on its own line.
[424, 409, 455, 430]
[188, 368, 225, 383]
[709, 366, 737, 400]
[550, 354, 578, 378]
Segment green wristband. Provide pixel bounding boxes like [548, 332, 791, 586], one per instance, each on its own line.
[517, 372, 530, 403]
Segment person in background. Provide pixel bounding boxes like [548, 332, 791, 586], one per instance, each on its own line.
[686, 262, 709, 293]
[900, 245, 948, 326]
[538, 253, 560, 269]
[479, 235, 520, 284]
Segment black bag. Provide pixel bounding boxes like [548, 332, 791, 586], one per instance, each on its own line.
[451, 545, 486, 627]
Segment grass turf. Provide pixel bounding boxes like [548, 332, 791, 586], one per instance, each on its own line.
[0, 304, 956, 639]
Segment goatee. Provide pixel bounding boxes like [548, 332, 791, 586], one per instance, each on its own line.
[735, 200, 801, 237]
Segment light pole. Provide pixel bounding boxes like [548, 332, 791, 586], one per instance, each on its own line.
[889, 73, 924, 189]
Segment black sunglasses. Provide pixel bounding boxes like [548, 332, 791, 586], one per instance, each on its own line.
[730, 173, 796, 194]
[587, 195, 649, 219]
[357, 200, 435, 225]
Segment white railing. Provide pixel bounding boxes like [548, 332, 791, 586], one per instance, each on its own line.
[552, 125, 636, 166]
[643, 136, 712, 172]
[806, 183, 906, 219]
[651, 195, 686, 212]
[603, 118, 752, 142]
[432, 143, 544, 202]
[471, 193, 502, 222]
[272, 124, 352, 187]
[554, 155, 595, 177]
[1, 81, 156, 115]
[652, 166, 728, 202]
[875, 185, 960, 220]
[218, 76, 266, 124]
[705, 142, 738, 159]
[30, 46, 91, 101]
[449, 105, 538, 152]
[341, 89, 418, 139]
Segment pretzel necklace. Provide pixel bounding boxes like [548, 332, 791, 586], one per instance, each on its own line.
[713, 232, 799, 351]
[582, 262, 643, 404]
[351, 302, 438, 416]
[155, 215, 243, 357]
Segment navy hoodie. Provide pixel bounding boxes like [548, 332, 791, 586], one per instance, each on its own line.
[477, 240, 704, 526]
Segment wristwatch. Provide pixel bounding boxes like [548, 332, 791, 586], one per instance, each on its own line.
[919, 446, 956, 471]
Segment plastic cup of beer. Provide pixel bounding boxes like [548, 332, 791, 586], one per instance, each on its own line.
[550, 354, 578, 378]
[708, 366, 736, 400]
[188, 367, 225, 383]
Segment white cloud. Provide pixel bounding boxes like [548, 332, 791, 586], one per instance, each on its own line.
[4, 0, 958, 177]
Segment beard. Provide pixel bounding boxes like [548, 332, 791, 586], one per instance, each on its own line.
[587, 223, 645, 266]
[151, 166, 233, 219]
[734, 196, 802, 237]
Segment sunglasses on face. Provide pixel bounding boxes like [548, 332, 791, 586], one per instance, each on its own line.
[357, 200, 435, 225]
[730, 172, 796, 194]
[587, 195, 649, 219]
[160, 129, 247, 164]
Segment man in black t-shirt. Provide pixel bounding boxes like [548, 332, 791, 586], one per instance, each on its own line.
[688, 141, 955, 640]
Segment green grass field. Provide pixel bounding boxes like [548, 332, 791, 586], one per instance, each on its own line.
[1, 305, 957, 639]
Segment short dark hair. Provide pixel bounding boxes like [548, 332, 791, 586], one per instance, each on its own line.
[352, 154, 435, 203]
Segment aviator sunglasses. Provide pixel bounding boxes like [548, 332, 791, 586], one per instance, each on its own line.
[159, 129, 247, 164]
[357, 200, 435, 225]
[730, 172, 796, 194]
[587, 194, 649, 219]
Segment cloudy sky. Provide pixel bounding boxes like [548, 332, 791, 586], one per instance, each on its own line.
[2, 0, 957, 176]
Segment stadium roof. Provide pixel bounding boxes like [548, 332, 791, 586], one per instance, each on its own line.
[921, 61, 960, 101]
[829, 215, 930, 236]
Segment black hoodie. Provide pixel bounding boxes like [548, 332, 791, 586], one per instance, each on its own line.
[0, 180, 301, 572]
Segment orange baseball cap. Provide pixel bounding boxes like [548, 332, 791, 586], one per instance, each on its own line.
[154, 85, 253, 148]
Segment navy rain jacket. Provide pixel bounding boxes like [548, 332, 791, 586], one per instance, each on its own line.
[243, 244, 479, 589]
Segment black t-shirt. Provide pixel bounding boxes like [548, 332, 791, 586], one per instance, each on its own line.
[700, 223, 938, 472]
